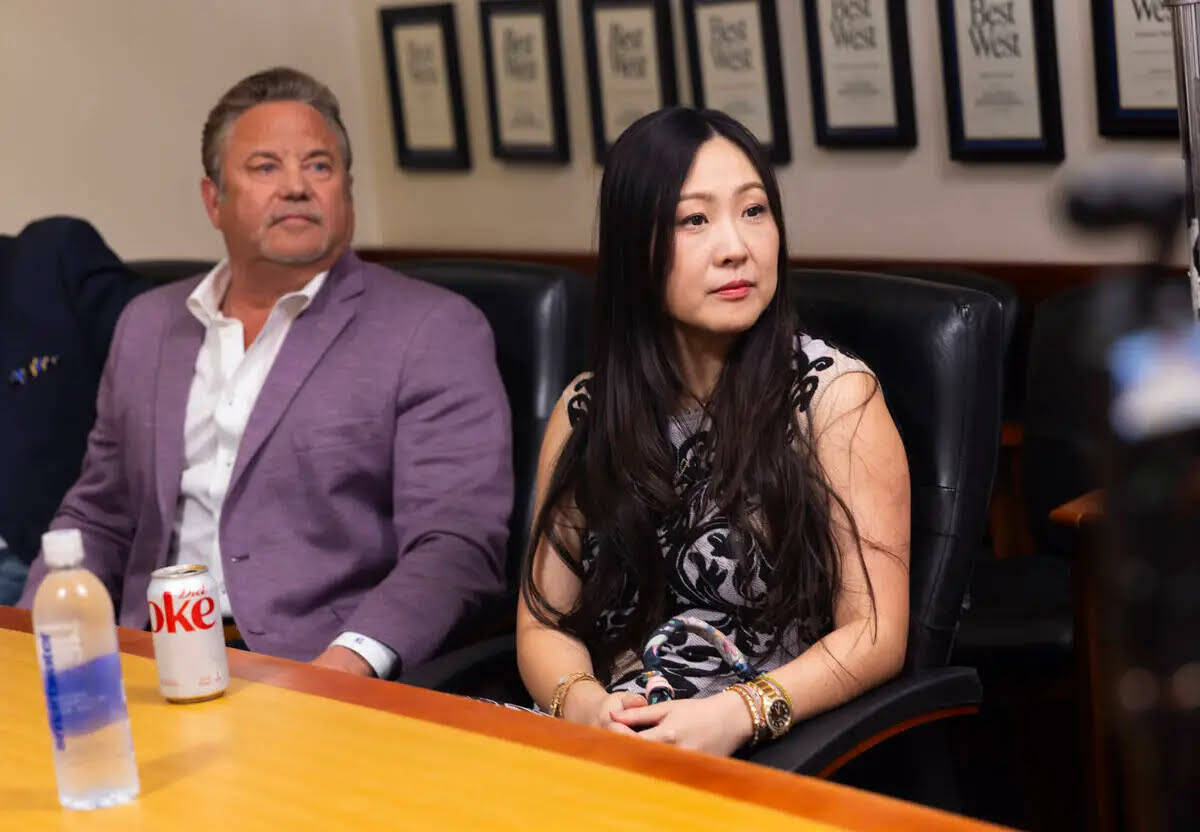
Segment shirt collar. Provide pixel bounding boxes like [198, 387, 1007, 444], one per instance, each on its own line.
[186, 259, 328, 326]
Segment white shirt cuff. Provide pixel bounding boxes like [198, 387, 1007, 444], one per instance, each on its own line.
[331, 632, 399, 679]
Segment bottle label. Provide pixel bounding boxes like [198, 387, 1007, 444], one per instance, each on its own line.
[36, 625, 128, 751]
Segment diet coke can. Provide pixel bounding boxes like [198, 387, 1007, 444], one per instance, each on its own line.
[147, 564, 229, 703]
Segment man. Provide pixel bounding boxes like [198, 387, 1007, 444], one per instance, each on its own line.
[19, 68, 513, 678]
[0, 217, 148, 605]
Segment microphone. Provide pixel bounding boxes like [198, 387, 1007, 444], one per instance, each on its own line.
[1063, 159, 1185, 235]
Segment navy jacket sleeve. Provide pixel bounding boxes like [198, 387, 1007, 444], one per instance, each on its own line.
[49, 218, 150, 372]
[0, 217, 148, 564]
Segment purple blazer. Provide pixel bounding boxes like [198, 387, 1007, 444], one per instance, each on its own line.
[19, 251, 513, 669]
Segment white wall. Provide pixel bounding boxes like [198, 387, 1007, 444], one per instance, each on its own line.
[0, 0, 383, 259]
[0, 1, 1183, 264]
[352, 0, 1184, 263]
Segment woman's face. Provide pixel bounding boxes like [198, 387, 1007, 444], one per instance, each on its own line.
[663, 136, 780, 340]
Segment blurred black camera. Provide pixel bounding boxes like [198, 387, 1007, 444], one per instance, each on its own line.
[1065, 162, 1199, 832]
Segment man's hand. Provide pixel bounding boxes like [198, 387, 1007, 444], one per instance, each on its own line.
[310, 645, 376, 677]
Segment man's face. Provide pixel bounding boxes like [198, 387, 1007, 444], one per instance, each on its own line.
[201, 100, 353, 268]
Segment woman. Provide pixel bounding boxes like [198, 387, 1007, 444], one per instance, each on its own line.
[518, 108, 910, 756]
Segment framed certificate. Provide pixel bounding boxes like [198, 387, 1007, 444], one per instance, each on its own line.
[936, 0, 1063, 162]
[480, 0, 571, 162]
[582, 0, 679, 162]
[801, 0, 916, 148]
[379, 5, 472, 170]
[1092, 0, 1178, 138]
[682, 0, 791, 163]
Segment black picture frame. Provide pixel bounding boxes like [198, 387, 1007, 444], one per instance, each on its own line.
[581, 0, 679, 162]
[936, 0, 1064, 163]
[801, 0, 916, 148]
[379, 4, 472, 170]
[480, 0, 571, 162]
[1091, 0, 1178, 138]
[682, 0, 791, 164]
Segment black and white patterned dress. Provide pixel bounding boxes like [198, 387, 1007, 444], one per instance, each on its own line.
[569, 334, 874, 700]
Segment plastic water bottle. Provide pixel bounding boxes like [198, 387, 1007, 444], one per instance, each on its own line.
[31, 529, 139, 810]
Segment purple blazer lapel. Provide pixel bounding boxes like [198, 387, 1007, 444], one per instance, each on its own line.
[227, 251, 365, 498]
[154, 300, 205, 543]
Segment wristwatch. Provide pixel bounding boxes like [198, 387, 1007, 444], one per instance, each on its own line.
[747, 676, 793, 740]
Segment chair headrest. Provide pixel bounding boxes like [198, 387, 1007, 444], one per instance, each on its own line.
[390, 259, 592, 422]
[127, 259, 217, 286]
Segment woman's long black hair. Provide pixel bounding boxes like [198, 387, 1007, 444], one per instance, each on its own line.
[522, 108, 868, 678]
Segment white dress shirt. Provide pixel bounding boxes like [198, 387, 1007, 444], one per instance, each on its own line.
[170, 260, 397, 677]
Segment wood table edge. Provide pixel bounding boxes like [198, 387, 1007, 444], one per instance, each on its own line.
[1, 606, 1007, 831]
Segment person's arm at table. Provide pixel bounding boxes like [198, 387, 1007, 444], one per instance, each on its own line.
[615, 372, 911, 754]
[311, 636, 384, 676]
[17, 301, 142, 608]
[311, 294, 513, 677]
[517, 386, 646, 731]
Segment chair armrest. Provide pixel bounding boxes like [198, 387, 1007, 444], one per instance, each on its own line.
[399, 633, 517, 693]
[1001, 420, 1024, 448]
[746, 666, 981, 777]
[1049, 489, 1104, 529]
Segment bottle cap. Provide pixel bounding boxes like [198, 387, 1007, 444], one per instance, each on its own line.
[41, 529, 85, 569]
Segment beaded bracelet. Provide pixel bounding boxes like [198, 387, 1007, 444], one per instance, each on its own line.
[726, 682, 765, 747]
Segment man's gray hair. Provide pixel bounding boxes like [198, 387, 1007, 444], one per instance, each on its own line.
[202, 67, 352, 187]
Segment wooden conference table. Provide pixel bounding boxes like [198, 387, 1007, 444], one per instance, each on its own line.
[0, 606, 1007, 831]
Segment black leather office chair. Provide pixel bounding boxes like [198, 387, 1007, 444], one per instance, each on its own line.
[889, 268, 1018, 351]
[952, 284, 1102, 671]
[744, 270, 1003, 776]
[126, 259, 216, 286]
[403, 269, 1005, 781]
[885, 269, 1058, 673]
[390, 259, 593, 593]
[889, 268, 1020, 417]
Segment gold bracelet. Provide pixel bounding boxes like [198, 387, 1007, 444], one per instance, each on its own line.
[727, 683, 765, 747]
[550, 672, 600, 719]
[747, 676, 793, 740]
[760, 673, 793, 710]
